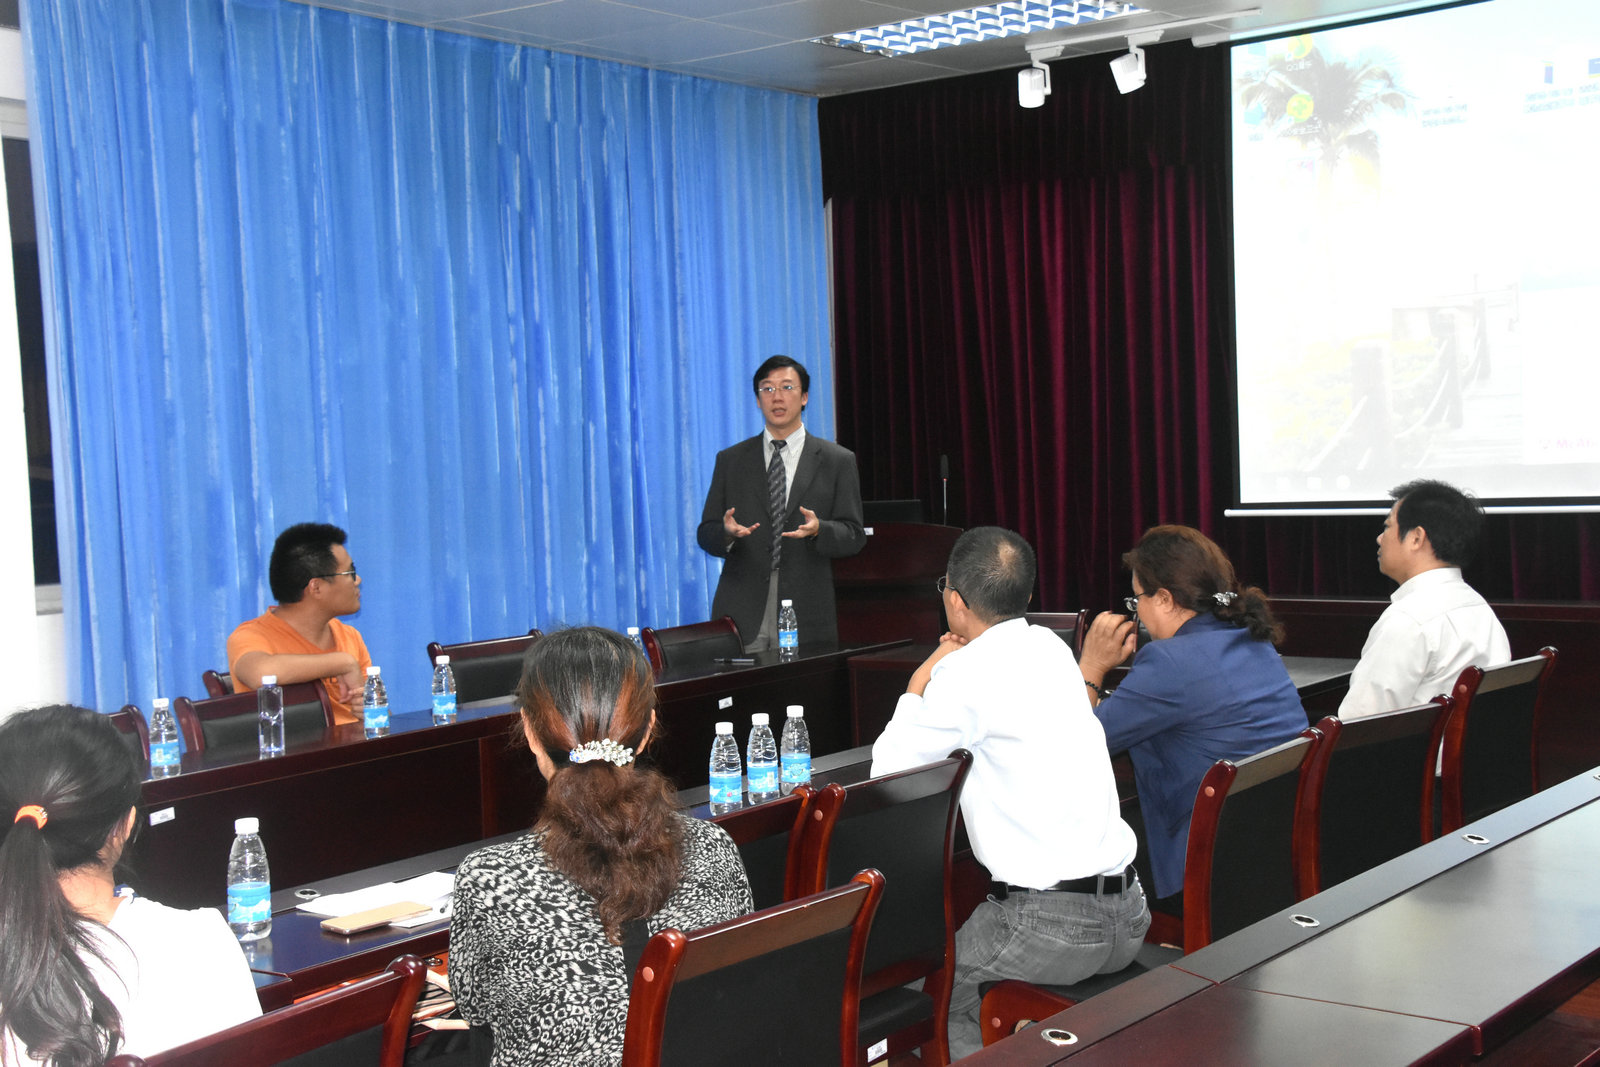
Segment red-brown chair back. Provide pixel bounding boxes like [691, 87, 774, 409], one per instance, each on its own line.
[639, 617, 742, 674]
[201, 669, 234, 697]
[1184, 728, 1325, 954]
[424, 629, 543, 705]
[173, 681, 334, 758]
[109, 704, 151, 761]
[1440, 646, 1558, 833]
[104, 954, 425, 1066]
[795, 751, 972, 1066]
[1301, 698, 1452, 895]
[621, 870, 884, 1067]
[1024, 611, 1089, 657]
[709, 785, 813, 910]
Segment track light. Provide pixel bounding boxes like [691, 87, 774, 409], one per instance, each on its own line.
[1110, 32, 1162, 94]
[1018, 58, 1051, 108]
[1109, 46, 1145, 93]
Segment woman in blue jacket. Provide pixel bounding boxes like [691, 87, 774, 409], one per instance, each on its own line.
[1080, 525, 1306, 903]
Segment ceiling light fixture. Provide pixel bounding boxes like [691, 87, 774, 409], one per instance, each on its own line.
[1110, 31, 1161, 93]
[1018, 56, 1053, 107]
[817, 0, 1144, 58]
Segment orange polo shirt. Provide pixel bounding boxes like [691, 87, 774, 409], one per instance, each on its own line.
[226, 610, 371, 725]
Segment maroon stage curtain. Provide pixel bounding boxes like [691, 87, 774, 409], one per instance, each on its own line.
[819, 44, 1599, 610]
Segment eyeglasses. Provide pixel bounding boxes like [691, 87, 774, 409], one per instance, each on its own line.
[936, 575, 960, 598]
[317, 565, 358, 581]
[757, 383, 801, 396]
[1123, 591, 1148, 614]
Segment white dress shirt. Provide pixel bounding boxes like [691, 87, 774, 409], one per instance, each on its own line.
[1338, 567, 1511, 720]
[762, 423, 805, 501]
[871, 618, 1136, 888]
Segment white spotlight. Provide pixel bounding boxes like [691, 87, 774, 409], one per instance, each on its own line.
[1110, 32, 1161, 95]
[1018, 60, 1051, 108]
[1110, 43, 1146, 94]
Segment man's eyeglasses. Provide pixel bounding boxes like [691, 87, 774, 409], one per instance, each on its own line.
[317, 565, 358, 581]
[1123, 592, 1148, 614]
[757, 383, 800, 396]
[936, 575, 960, 598]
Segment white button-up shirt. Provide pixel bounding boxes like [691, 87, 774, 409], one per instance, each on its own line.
[871, 618, 1135, 888]
[1338, 567, 1511, 720]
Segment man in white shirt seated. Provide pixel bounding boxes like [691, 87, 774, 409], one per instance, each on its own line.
[871, 527, 1150, 1059]
[1339, 479, 1511, 720]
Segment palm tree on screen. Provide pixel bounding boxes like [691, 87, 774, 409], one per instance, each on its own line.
[1237, 45, 1411, 179]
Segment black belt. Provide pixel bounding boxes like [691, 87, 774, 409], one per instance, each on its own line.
[1002, 865, 1136, 898]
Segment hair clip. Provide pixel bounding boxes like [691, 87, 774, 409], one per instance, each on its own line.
[568, 739, 635, 767]
[13, 805, 48, 829]
[1213, 591, 1237, 606]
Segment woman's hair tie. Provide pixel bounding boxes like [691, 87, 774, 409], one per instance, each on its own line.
[1213, 591, 1237, 606]
[569, 739, 635, 767]
[13, 805, 48, 829]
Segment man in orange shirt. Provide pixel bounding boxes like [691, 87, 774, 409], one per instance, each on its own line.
[227, 523, 371, 724]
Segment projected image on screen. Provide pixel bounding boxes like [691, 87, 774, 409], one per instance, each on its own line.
[1231, 0, 1600, 507]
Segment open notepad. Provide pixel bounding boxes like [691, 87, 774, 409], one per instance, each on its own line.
[295, 870, 456, 929]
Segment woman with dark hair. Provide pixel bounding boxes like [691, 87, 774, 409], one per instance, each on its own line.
[0, 706, 260, 1066]
[1079, 525, 1306, 905]
[448, 627, 752, 1066]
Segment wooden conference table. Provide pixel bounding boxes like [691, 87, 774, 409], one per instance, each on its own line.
[237, 744, 891, 1003]
[135, 640, 906, 909]
[963, 766, 1600, 1066]
[238, 654, 1361, 1005]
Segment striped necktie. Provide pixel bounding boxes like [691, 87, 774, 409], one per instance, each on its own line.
[767, 439, 787, 570]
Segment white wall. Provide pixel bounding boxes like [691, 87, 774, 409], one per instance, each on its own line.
[0, 26, 69, 715]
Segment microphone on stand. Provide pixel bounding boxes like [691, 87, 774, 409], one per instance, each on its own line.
[939, 454, 949, 525]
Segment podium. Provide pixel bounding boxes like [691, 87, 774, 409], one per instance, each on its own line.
[833, 522, 961, 645]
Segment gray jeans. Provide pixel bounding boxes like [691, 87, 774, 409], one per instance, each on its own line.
[947, 875, 1152, 1058]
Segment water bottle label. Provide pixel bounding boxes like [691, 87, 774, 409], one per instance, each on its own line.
[365, 703, 389, 731]
[748, 763, 779, 794]
[709, 771, 742, 805]
[228, 881, 271, 924]
[433, 693, 457, 719]
[781, 752, 811, 784]
[778, 628, 798, 649]
[150, 740, 180, 768]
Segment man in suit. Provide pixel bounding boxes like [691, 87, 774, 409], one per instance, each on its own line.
[697, 356, 866, 649]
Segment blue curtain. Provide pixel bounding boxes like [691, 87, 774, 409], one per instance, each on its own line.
[22, 0, 832, 712]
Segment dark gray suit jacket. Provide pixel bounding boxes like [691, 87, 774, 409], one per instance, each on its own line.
[696, 432, 866, 645]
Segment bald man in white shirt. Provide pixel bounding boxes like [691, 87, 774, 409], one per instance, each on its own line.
[1339, 479, 1510, 720]
[871, 527, 1149, 1059]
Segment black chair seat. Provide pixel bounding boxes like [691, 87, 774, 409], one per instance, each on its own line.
[858, 986, 934, 1048]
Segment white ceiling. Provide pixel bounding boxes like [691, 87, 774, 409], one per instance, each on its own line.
[290, 0, 1457, 95]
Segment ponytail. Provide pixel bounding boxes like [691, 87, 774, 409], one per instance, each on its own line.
[1212, 585, 1284, 644]
[514, 628, 685, 943]
[539, 762, 682, 943]
[0, 706, 141, 1066]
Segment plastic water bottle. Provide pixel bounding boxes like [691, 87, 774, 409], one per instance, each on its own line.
[746, 713, 779, 804]
[257, 675, 284, 758]
[709, 721, 743, 815]
[363, 666, 389, 738]
[777, 599, 798, 660]
[431, 656, 457, 725]
[627, 626, 645, 653]
[780, 705, 811, 795]
[227, 817, 272, 941]
[148, 698, 180, 778]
